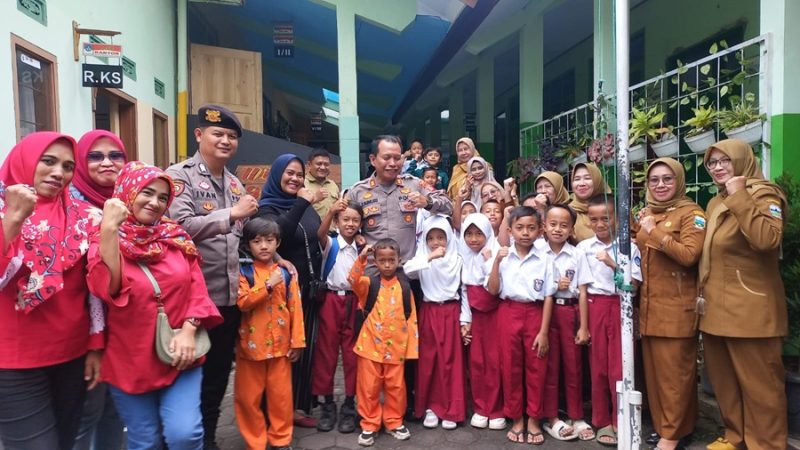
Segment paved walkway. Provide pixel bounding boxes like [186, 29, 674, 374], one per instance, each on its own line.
[214, 362, 724, 450]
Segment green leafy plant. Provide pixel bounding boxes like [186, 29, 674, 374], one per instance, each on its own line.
[718, 92, 766, 131]
[683, 105, 718, 137]
[629, 105, 671, 146]
[506, 155, 541, 184]
[776, 173, 800, 367]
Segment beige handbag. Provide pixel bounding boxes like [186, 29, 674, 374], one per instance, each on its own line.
[138, 262, 211, 364]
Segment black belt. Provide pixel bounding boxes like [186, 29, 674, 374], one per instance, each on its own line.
[554, 298, 578, 306]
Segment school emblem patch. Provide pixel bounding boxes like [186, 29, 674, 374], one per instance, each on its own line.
[566, 269, 575, 281]
[534, 279, 544, 292]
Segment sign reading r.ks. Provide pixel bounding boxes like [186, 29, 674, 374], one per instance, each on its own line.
[82, 63, 123, 88]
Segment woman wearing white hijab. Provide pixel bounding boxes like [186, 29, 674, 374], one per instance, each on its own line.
[404, 216, 467, 430]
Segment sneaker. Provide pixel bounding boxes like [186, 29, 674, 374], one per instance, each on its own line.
[423, 409, 439, 428]
[470, 413, 489, 428]
[338, 403, 357, 433]
[706, 437, 737, 450]
[358, 431, 375, 447]
[442, 420, 457, 430]
[489, 418, 507, 430]
[317, 401, 337, 432]
[388, 425, 411, 440]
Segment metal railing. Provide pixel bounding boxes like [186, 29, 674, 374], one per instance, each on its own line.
[519, 33, 770, 208]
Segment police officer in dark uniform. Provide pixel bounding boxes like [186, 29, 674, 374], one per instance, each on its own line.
[166, 105, 258, 450]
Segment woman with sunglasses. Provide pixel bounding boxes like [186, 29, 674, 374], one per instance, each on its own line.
[70, 130, 128, 450]
[636, 158, 706, 450]
[699, 139, 788, 450]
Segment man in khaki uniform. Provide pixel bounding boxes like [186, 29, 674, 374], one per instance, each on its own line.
[166, 105, 258, 450]
[699, 139, 788, 450]
[347, 135, 452, 264]
[636, 157, 706, 450]
[304, 148, 339, 228]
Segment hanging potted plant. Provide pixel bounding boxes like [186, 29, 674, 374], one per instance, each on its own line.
[683, 105, 718, 153]
[557, 136, 589, 169]
[587, 133, 617, 167]
[629, 105, 672, 161]
[719, 92, 766, 145]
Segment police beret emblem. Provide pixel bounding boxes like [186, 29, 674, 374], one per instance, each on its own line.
[205, 109, 222, 123]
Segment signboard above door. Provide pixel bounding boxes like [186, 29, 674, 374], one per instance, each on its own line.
[82, 42, 122, 58]
[82, 63, 123, 88]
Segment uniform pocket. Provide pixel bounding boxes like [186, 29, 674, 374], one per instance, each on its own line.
[735, 269, 767, 296]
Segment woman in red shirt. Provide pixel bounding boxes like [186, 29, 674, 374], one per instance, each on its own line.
[87, 162, 221, 450]
[0, 132, 103, 450]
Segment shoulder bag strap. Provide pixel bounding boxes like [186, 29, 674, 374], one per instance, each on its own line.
[297, 223, 319, 281]
[137, 262, 163, 304]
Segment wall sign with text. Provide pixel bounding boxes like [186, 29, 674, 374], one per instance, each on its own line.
[82, 63, 123, 88]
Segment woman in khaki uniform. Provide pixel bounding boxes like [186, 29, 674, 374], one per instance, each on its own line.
[699, 139, 788, 450]
[637, 158, 706, 450]
[570, 162, 610, 241]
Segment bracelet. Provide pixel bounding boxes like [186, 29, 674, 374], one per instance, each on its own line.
[184, 317, 200, 328]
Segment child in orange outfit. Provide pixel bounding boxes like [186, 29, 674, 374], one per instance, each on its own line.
[347, 238, 419, 447]
[234, 218, 305, 450]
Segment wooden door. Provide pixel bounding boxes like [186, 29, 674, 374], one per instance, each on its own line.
[190, 43, 262, 133]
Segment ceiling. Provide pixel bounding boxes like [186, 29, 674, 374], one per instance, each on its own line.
[187, 0, 633, 134]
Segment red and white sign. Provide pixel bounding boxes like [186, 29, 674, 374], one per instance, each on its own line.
[82, 42, 122, 58]
[273, 22, 294, 45]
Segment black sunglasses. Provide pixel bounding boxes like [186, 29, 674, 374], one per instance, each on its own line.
[86, 151, 126, 163]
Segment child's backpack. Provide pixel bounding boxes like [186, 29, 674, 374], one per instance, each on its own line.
[321, 233, 340, 281]
[239, 258, 292, 294]
[353, 273, 413, 337]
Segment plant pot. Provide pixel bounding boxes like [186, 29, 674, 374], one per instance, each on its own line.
[724, 120, 763, 146]
[571, 153, 588, 165]
[787, 371, 800, 435]
[652, 134, 679, 157]
[684, 129, 717, 154]
[628, 143, 646, 163]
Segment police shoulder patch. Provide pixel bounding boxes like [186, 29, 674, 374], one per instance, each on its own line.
[173, 180, 185, 196]
[693, 215, 706, 229]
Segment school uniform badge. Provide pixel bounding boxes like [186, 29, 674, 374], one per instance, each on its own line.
[534, 279, 544, 292]
[566, 269, 575, 280]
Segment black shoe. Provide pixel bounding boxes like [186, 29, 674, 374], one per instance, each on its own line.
[203, 438, 221, 450]
[273, 447, 293, 450]
[338, 403, 357, 433]
[646, 432, 661, 445]
[317, 401, 337, 432]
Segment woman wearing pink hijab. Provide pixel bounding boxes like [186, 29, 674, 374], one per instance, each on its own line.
[70, 130, 128, 450]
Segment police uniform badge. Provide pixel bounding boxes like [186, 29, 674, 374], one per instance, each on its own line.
[230, 179, 242, 196]
[199, 180, 211, 191]
[173, 180, 185, 196]
[205, 109, 222, 123]
[202, 201, 215, 211]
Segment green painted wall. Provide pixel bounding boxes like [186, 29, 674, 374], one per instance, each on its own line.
[771, 113, 800, 178]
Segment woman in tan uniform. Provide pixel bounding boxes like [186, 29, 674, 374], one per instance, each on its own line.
[636, 157, 706, 450]
[699, 139, 788, 450]
[570, 162, 610, 241]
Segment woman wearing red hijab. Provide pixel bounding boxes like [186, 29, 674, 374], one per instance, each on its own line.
[0, 132, 104, 450]
[87, 162, 222, 450]
[70, 130, 128, 450]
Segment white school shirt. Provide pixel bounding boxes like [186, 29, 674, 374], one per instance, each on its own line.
[575, 236, 642, 296]
[322, 235, 358, 292]
[545, 242, 592, 299]
[487, 245, 556, 302]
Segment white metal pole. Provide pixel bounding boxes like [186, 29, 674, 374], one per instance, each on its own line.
[613, 0, 641, 448]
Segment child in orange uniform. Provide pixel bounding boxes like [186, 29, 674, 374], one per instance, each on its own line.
[348, 238, 419, 447]
[235, 218, 305, 450]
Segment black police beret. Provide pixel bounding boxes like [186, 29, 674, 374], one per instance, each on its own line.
[197, 104, 242, 137]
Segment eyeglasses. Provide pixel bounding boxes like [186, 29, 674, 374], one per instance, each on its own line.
[647, 176, 675, 187]
[704, 157, 732, 170]
[86, 151, 126, 163]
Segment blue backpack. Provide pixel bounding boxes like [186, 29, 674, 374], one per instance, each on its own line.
[239, 259, 292, 293]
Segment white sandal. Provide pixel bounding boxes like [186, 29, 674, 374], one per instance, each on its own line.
[572, 419, 595, 441]
[543, 419, 578, 441]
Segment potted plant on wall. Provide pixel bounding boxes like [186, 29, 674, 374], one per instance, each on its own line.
[683, 105, 718, 153]
[628, 105, 674, 161]
[719, 92, 766, 145]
